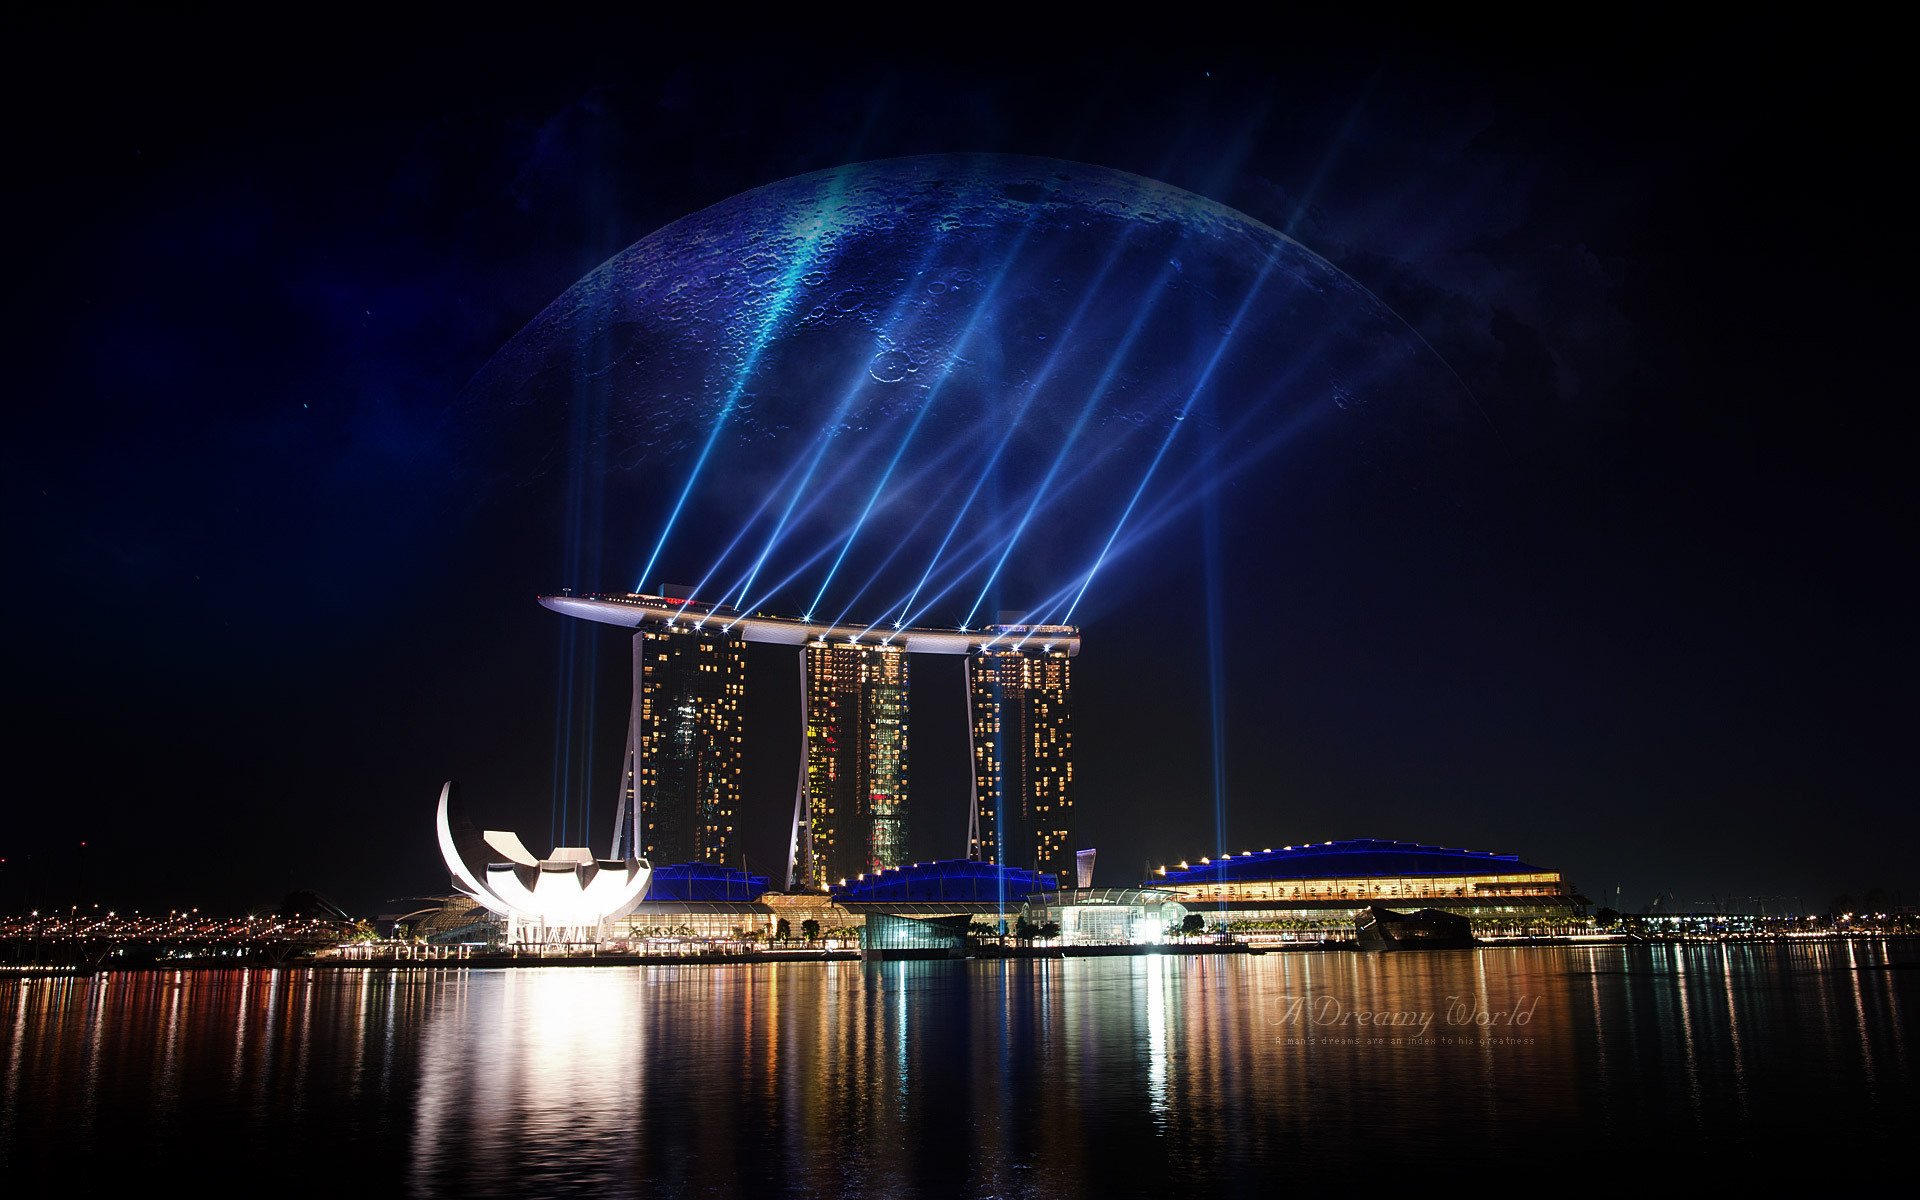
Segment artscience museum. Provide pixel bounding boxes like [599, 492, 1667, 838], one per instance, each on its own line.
[435, 782, 653, 943]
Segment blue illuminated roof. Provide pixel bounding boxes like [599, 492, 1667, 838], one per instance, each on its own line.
[1151, 839, 1541, 886]
[832, 859, 1059, 904]
[645, 863, 770, 902]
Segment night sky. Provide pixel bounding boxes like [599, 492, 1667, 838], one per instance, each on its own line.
[6, 14, 1910, 917]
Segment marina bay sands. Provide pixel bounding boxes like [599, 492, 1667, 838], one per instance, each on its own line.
[539, 588, 1082, 892]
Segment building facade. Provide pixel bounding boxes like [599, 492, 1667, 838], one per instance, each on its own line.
[1147, 839, 1585, 935]
[969, 628, 1075, 882]
[1026, 888, 1189, 945]
[611, 619, 745, 865]
[802, 642, 909, 887]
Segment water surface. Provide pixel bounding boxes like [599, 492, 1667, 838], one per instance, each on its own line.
[4, 942, 1911, 1194]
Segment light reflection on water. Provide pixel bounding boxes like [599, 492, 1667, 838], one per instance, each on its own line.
[2, 942, 1911, 1194]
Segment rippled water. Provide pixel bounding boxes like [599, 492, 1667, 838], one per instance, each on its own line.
[4, 942, 1912, 1194]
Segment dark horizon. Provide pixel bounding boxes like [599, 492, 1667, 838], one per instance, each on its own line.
[4, 14, 1912, 918]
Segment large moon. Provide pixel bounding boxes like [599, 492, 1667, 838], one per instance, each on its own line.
[467, 153, 1480, 628]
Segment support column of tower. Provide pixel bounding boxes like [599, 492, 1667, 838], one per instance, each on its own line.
[786, 646, 816, 890]
[609, 629, 644, 860]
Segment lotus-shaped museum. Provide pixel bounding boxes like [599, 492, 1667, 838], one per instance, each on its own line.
[435, 782, 652, 938]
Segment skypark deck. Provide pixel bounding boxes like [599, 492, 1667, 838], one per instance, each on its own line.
[539, 592, 1080, 656]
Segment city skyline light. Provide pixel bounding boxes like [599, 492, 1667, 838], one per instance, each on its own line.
[5, 19, 1909, 925]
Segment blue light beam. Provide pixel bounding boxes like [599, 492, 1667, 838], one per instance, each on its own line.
[706, 227, 965, 613]
[882, 431, 1140, 636]
[963, 257, 1185, 628]
[895, 232, 1141, 627]
[805, 209, 1052, 620]
[725, 423, 991, 629]
[635, 172, 852, 592]
[1061, 254, 1279, 625]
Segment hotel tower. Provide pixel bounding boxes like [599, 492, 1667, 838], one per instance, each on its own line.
[609, 598, 745, 865]
[800, 642, 909, 888]
[967, 623, 1076, 882]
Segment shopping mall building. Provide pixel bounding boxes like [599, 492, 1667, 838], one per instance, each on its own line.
[1147, 838, 1586, 936]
